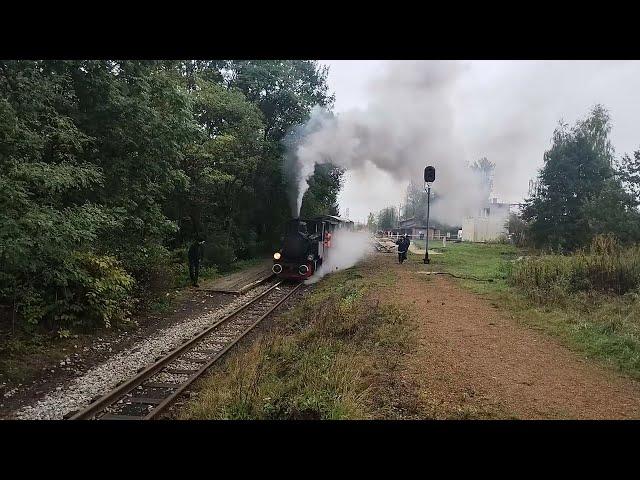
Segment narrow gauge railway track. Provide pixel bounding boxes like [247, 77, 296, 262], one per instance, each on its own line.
[70, 280, 302, 420]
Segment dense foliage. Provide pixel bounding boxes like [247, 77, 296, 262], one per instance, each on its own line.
[617, 149, 640, 207]
[509, 234, 640, 301]
[0, 60, 337, 332]
[299, 163, 344, 219]
[522, 105, 640, 251]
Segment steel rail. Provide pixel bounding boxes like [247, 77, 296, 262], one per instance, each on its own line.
[146, 282, 302, 419]
[70, 280, 301, 420]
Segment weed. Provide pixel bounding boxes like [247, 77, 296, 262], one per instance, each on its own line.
[180, 266, 418, 419]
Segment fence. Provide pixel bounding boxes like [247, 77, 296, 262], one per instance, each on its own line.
[378, 232, 460, 241]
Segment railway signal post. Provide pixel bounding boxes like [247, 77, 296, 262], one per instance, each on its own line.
[423, 166, 435, 264]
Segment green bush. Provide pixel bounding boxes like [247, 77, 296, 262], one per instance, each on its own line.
[120, 243, 174, 303]
[2, 248, 135, 331]
[236, 239, 259, 260]
[204, 242, 236, 271]
[68, 253, 135, 329]
[509, 235, 640, 302]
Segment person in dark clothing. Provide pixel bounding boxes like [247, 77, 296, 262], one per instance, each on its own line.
[188, 239, 205, 287]
[396, 234, 410, 264]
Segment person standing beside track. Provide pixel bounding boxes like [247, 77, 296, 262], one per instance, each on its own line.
[188, 238, 206, 287]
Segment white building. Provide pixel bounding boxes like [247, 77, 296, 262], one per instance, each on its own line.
[461, 198, 510, 242]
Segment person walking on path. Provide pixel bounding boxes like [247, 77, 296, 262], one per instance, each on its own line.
[396, 234, 410, 264]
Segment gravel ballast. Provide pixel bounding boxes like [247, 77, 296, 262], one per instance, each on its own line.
[14, 283, 274, 420]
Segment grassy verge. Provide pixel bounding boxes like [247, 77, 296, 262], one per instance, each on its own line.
[411, 241, 518, 294]
[423, 242, 640, 379]
[180, 264, 421, 419]
[501, 292, 640, 378]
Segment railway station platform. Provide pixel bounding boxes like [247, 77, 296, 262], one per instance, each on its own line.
[205, 260, 274, 294]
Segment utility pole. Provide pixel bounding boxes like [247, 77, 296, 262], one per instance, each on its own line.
[423, 166, 435, 264]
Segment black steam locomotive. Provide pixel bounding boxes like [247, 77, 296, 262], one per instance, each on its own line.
[272, 215, 353, 280]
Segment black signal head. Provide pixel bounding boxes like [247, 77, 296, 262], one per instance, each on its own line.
[424, 166, 435, 183]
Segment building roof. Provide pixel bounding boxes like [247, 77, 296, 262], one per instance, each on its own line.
[398, 217, 425, 228]
[310, 215, 354, 225]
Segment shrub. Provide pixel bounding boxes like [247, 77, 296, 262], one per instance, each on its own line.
[6, 252, 136, 331]
[2, 250, 135, 331]
[63, 252, 135, 329]
[204, 242, 236, 271]
[509, 235, 640, 302]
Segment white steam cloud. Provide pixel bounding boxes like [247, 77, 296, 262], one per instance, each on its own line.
[286, 61, 488, 223]
[304, 230, 372, 284]
[287, 60, 640, 224]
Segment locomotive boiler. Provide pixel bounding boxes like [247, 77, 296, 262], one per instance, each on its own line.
[272, 215, 353, 281]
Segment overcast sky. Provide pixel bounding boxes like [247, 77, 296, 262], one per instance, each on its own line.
[320, 60, 640, 223]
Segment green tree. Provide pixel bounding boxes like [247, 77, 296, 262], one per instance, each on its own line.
[225, 60, 334, 141]
[506, 213, 528, 247]
[470, 157, 495, 200]
[0, 59, 340, 334]
[224, 60, 336, 247]
[299, 163, 344, 218]
[403, 181, 451, 230]
[403, 180, 431, 223]
[617, 149, 640, 206]
[366, 212, 377, 232]
[173, 76, 266, 262]
[523, 105, 640, 251]
[377, 207, 399, 230]
[0, 61, 136, 329]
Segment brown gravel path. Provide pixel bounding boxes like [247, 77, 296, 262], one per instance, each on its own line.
[378, 260, 640, 419]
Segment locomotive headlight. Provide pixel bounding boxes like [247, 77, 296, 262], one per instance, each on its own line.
[273, 252, 281, 260]
[307, 254, 314, 261]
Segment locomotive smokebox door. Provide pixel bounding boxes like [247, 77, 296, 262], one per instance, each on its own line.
[424, 166, 435, 183]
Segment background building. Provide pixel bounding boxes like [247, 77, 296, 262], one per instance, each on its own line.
[391, 218, 440, 239]
[461, 198, 510, 242]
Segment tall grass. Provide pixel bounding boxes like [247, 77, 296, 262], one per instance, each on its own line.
[180, 268, 418, 420]
[509, 235, 640, 302]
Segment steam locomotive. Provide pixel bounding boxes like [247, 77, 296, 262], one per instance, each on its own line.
[272, 215, 354, 280]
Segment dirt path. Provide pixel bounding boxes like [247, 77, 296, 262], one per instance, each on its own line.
[377, 258, 640, 419]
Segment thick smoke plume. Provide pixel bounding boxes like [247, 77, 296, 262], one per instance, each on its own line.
[286, 61, 489, 223]
[285, 60, 640, 222]
[283, 110, 331, 216]
[304, 230, 372, 284]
